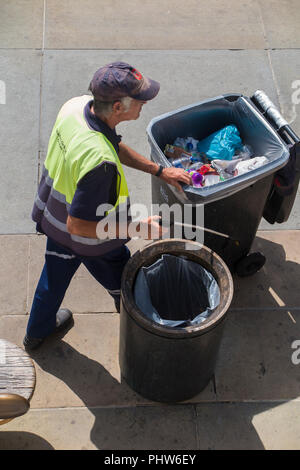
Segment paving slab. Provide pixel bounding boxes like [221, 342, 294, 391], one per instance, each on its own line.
[0, 0, 44, 49]
[2, 400, 300, 450]
[44, 0, 266, 50]
[196, 400, 300, 450]
[0, 404, 198, 450]
[0, 50, 41, 234]
[0, 236, 29, 316]
[215, 308, 300, 401]
[258, 0, 300, 49]
[231, 230, 300, 310]
[40, 49, 278, 211]
[259, 49, 300, 231]
[0, 313, 215, 409]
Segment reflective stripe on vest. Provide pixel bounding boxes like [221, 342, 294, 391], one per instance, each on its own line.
[32, 96, 131, 256]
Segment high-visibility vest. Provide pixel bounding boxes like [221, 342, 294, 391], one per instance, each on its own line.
[32, 95, 130, 256]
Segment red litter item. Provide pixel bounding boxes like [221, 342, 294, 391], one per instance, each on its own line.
[197, 164, 219, 176]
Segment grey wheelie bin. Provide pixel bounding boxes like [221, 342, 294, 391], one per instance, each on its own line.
[147, 90, 300, 276]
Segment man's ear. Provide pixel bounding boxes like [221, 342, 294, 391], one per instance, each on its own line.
[112, 100, 123, 113]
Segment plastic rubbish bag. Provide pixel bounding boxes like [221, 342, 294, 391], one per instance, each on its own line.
[234, 156, 269, 176]
[234, 144, 254, 160]
[174, 136, 199, 152]
[196, 125, 243, 161]
[203, 174, 222, 186]
[134, 254, 220, 328]
[212, 158, 243, 179]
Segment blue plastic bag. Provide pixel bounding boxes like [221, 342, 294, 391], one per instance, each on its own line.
[196, 125, 242, 161]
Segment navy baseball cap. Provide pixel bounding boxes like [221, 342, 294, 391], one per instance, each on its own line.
[89, 62, 160, 102]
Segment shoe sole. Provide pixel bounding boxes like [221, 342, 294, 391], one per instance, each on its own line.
[24, 314, 74, 351]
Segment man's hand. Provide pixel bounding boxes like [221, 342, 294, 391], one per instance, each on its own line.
[136, 215, 168, 240]
[159, 167, 192, 192]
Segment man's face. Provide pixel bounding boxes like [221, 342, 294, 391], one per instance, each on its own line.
[120, 98, 147, 121]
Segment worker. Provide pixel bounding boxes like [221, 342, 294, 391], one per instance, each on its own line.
[23, 61, 191, 351]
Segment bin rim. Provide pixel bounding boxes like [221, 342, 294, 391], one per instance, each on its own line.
[121, 238, 234, 339]
[146, 93, 229, 145]
[146, 94, 290, 204]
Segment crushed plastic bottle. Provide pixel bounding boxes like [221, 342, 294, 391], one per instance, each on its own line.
[203, 174, 222, 186]
[174, 136, 199, 152]
[233, 144, 254, 160]
[171, 156, 193, 169]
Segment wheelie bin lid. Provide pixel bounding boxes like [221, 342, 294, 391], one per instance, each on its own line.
[146, 94, 290, 204]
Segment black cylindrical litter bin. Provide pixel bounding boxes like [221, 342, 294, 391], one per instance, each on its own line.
[147, 92, 299, 275]
[119, 239, 234, 403]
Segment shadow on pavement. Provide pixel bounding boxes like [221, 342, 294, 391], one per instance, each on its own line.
[232, 234, 300, 311]
[0, 431, 54, 450]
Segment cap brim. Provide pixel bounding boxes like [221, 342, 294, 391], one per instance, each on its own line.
[132, 77, 160, 101]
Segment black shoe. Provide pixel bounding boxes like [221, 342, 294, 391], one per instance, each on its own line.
[55, 308, 73, 331]
[23, 308, 73, 351]
[23, 335, 44, 351]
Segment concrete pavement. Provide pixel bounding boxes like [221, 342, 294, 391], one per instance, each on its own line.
[0, 0, 300, 450]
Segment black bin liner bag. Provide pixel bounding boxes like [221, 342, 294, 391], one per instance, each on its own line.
[134, 254, 220, 328]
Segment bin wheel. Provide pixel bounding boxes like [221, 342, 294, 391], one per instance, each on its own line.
[234, 252, 266, 277]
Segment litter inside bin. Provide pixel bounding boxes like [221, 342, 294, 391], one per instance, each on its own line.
[133, 254, 220, 328]
[212, 156, 269, 179]
[164, 125, 270, 188]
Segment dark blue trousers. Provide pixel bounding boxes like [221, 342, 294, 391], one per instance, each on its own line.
[26, 237, 130, 338]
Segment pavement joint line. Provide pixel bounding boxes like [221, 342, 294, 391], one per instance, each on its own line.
[229, 307, 300, 311]
[1, 48, 300, 51]
[25, 237, 31, 315]
[191, 405, 201, 450]
[194, 404, 201, 450]
[22, 398, 300, 414]
[25, 404, 201, 412]
[202, 399, 300, 404]
[256, 0, 284, 114]
[2, 308, 300, 318]
[42, 0, 46, 51]
[266, 50, 284, 115]
[41, 48, 300, 52]
[37, 0, 46, 186]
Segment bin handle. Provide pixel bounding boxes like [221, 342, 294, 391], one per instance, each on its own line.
[251, 90, 300, 144]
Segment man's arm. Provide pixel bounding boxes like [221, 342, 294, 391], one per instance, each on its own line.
[66, 215, 131, 239]
[118, 142, 192, 191]
[67, 214, 166, 240]
[118, 142, 159, 175]
[67, 215, 98, 238]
